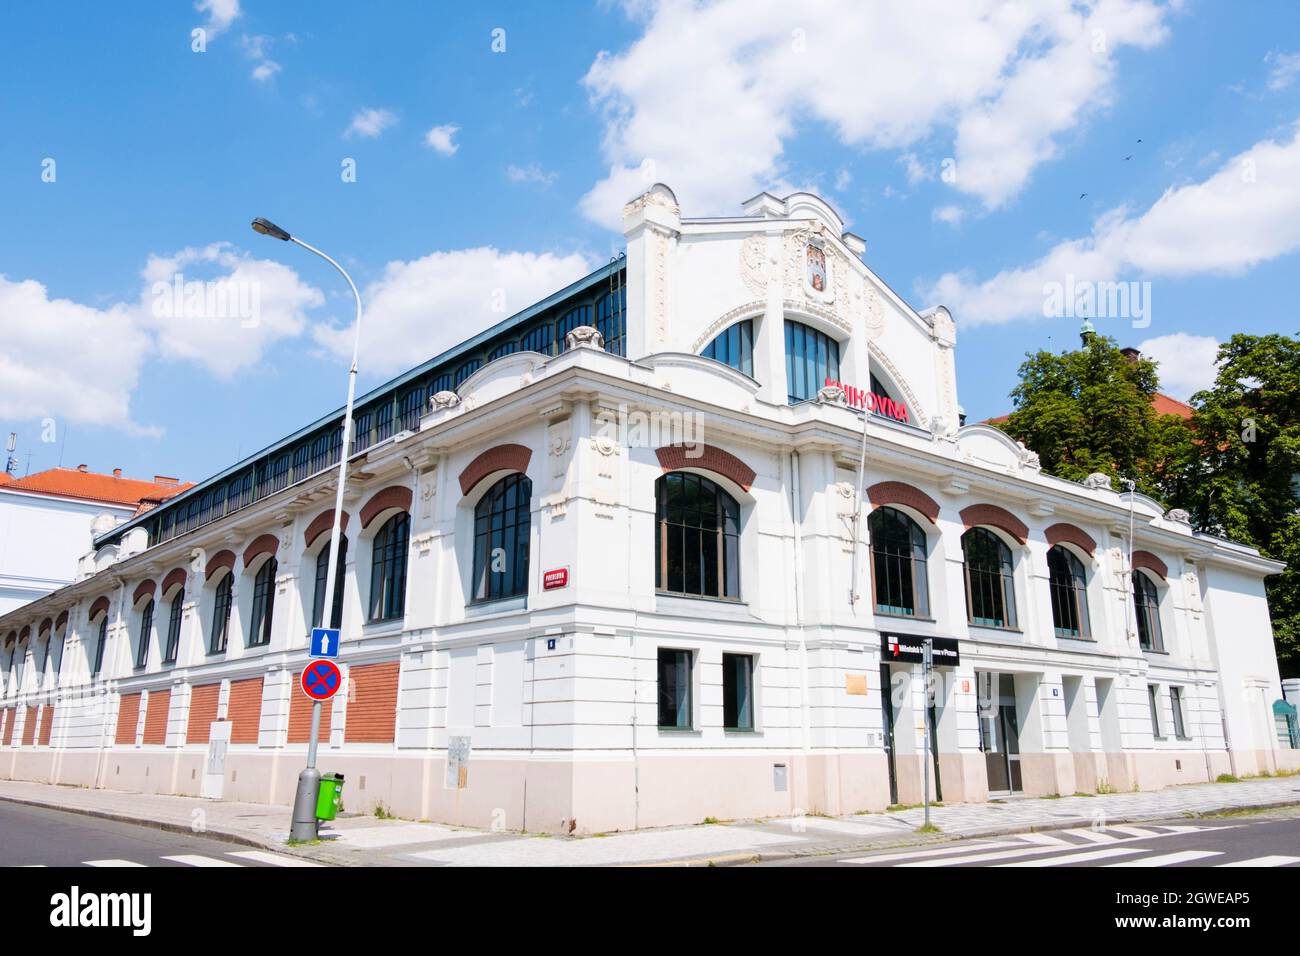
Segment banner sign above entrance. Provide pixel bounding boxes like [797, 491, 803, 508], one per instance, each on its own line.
[882, 633, 960, 666]
[824, 377, 909, 423]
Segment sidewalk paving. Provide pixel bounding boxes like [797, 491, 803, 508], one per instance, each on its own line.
[2, 775, 1297, 866]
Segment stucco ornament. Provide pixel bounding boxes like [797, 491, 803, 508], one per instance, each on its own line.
[1084, 472, 1113, 491]
[564, 325, 605, 351]
[817, 384, 846, 404]
[1015, 441, 1041, 472]
[739, 234, 769, 297]
[430, 390, 460, 409]
[1164, 508, 1192, 525]
[929, 415, 959, 441]
[189, 547, 206, 576]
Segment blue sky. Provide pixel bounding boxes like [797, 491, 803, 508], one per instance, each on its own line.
[1, 0, 1298, 486]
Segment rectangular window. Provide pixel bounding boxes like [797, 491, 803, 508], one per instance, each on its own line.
[1170, 686, 1188, 739]
[657, 648, 693, 729]
[1147, 684, 1163, 739]
[722, 653, 754, 731]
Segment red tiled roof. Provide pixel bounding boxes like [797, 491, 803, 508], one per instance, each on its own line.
[0, 468, 193, 508]
[983, 392, 1193, 426]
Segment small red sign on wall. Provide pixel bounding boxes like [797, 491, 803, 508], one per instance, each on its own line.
[543, 567, 569, 591]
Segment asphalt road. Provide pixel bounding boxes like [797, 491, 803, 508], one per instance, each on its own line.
[0, 800, 321, 867]
[766, 810, 1300, 867]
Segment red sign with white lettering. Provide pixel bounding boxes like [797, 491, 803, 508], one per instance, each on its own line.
[824, 377, 909, 423]
[543, 567, 569, 591]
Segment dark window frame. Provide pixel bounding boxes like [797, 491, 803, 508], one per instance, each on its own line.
[1047, 545, 1091, 639]
[654, 472, 741, 601]
[163, 588, 184, 664]
[657, 647, 694, 730]
[1148, 684, 1163, 739]
[313, 537, 349, 630]
[135, 599, 154, 669]
[722, 652, 755, 731]
[472, 474, 532, 604]
[1133, 570, 1164, 651]
[869, 506, 929, 618]
[962, 528, 1018, 629]
[248, 558, 277, 648]
[92, 616, 108, 677]
[368, 514, 409, 623]
[210, 573, 233, 654]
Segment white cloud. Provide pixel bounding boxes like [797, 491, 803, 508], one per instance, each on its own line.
[251, 60, 281, 82]
[0, 276, 157, 435]
[241, 33, 280, 81]
[506, 162, 558, 187]
[899, 153, 930, 186]
[580, 0, 1171, 228]
[834, 168, 852, 191]
[932, 205, 965, 227]
[139, 243, 324, 380]
[312, 248, 593, 375]
[1136, 332, 1220, 400]
[345, 108, 398, 139]
[926, 124, 1300, 325]
[1266, 50, 1300, 92]
[195, 0, 240, 38]
[424, 123, 460, 155]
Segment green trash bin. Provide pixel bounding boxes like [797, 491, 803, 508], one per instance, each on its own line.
[316, 772, 344, 821]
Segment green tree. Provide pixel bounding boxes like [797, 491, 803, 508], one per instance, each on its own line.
[1183, 333, 1300, 677]
[999, 335, 1192, 500]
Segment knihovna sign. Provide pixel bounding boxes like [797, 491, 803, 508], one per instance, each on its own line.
[824, 377, 909, 423]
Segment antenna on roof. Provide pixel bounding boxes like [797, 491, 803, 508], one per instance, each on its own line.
[4, 433, 15, 476]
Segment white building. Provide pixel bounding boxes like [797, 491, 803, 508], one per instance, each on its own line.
[1, 186, 1294, 832]
[0, 467, 189, 615]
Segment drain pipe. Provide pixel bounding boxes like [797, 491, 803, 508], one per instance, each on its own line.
[790, 451, 811, 753]
[848, 407, 870, 608]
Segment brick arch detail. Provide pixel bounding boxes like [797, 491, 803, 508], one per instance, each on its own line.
[161, 567, 188, 596]
[38, 618, 52, 637]
[89, 596, 111, 621]
[132, 580, 156, 606]
[18, 626, 30, 641]
[206, 550, 236, 582]
[655, 444, 756, 492]
[305, 509, 351, 548]
[55, 611, 68, 631]
[360, 486, 414, 529]
[458, 445, 533, 496]
[1045, 522, 1097, 556]
[867, 481, 940, 524]
[242, 534, 280, 570]
[1131, 549, 1169, 580]
[959, 504, 1029, 545]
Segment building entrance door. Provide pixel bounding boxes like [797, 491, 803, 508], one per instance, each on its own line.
[979, 673, 1022, 793]
[880, 664, 898, 805]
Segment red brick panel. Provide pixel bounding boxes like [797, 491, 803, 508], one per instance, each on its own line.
[205, 550, 236, 582]
[305, 509, 351, 548]
[359, 485, 415, 528]
[1132, 550, 1169, 580]
[458, 445, 532, 496]
[2, 708, 13, 745]
[288, 670, 335, 743]
[959, 503, 1029, 544]
[655, 443, 756, 492]
[21, 706, 37, 745]
[132, 580, 156, 606]
[89, 596, 111, 621]
[187, 683, 221, 743]
[115, 693, 142, 744]
[344, 661, 400, 743]
[38, 706, 54, 745]
[242, 534, 280, 570]
[161, 567, 187, 596]
[867, 481, 941, 524]
[55, 611, 68, 631]
[142, 689, 170, 745]
[1045, 522, 1097, 556]
[227, 677, 264, 744]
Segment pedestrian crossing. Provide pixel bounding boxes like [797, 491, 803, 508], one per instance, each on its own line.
[24, 850, 322, 868]
[842, 824, 1300, 868]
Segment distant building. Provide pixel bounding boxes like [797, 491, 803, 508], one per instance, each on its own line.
[0, 466, 190, 614]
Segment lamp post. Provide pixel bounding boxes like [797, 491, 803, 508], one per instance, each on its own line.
[251, 217, 364, 842]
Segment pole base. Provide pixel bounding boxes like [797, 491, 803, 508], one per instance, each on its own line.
[290, 767, 322, 842]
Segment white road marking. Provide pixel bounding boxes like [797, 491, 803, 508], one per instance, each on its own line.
[1062, 827, 1121, 844]
[1107, 826, 1160, 839]
[228, 850, 322, 867]
[161, 854, 243, 867]
[841, 840, 1023, 864]
[1016, 832, 1073, 846]
[999, 847, 1146, 867]
[1106, 850, 1222, 867]
[1217, 855, 1300, 867]
[84, 859, 145, 867]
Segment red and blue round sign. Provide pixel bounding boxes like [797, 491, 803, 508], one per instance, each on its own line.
[300, 659, 342, 702]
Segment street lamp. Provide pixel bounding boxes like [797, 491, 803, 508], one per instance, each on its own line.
[251, 216, 364, 842]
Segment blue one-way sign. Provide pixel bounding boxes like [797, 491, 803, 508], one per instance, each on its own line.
[310, 627, 340, 659]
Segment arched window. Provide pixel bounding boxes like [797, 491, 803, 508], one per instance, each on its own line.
[248, 558, 277, 647]
[784, 319, 841, 403]
[1048, 546, 1090, 639]
[701, 320, 754, 376]
[1132, 571, 1164, 651]
[473, 475, 532, 602]
[369, 514, 409, 622]
[92, 616, 108, 677]
[136, 598, 154, 668]
[210, 574, 233, 654]
[869, 507, 929, 617]
[962, 528, 1017, 628]
[163, 589, 184, 663]
[655, 472, 740, 599]
[314, 537, 349, 629]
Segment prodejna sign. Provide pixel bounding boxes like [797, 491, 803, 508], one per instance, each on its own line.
[824, 377, 909, 423]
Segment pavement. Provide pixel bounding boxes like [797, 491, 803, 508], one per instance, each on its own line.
[0, 774, 1297, 867]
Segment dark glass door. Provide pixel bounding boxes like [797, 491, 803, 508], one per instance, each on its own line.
[880, 664, 898, 805]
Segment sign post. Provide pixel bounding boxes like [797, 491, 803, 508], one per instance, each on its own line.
[922, 638, 933, 830]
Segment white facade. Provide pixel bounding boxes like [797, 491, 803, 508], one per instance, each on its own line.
[0, 185, 1293, 832]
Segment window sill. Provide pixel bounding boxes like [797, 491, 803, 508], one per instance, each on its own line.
[724, 728, 759, 735]
[967, 624, 1023, 635]
[361, 620, 404, 639]
[876, 612, 936, 623]
[1141, 647, 1170, 656]
[1054, 634, 1096, 642]
[657, 726, 699, 735]
[655, 594, 754, 621]
[466, 596, 527, 618]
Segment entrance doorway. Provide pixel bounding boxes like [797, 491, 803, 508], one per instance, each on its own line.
[880, 664, 898, 805]
[979, 672, 1022, 793]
